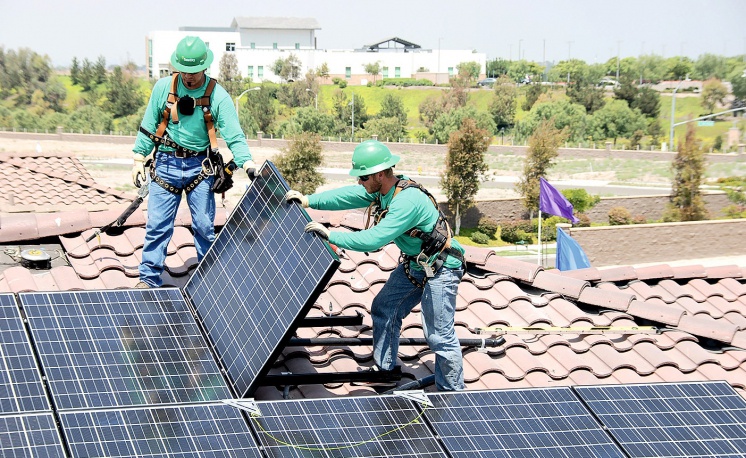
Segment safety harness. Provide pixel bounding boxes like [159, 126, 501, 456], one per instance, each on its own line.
[364, 179, 465, 288]
[138, 72, 221, 195]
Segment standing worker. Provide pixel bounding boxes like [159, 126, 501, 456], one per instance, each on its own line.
[132, 36, 256, 288]
[285, 140, 465, 391]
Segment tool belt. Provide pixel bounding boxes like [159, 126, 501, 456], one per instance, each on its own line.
[400, 246, 464, 289]
[139, 126, 206, 158]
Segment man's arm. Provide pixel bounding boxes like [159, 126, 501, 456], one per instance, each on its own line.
[132, 77, 169, 156]
[212, 86, 252, 168]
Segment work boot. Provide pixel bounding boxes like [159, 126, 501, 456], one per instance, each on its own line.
[134, 281, 150, 289]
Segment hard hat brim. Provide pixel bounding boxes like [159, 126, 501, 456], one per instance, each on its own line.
[348, 154, 400, 177]
[170, 48, 214, 73]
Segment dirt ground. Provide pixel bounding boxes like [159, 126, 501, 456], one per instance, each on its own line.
[2, 138, 519, 203]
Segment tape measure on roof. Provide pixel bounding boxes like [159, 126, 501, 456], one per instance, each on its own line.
[475, 326, 659, 336]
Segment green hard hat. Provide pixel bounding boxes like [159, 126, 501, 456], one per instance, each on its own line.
[170, 36, 214, 73]
[349, 140, 400, 177]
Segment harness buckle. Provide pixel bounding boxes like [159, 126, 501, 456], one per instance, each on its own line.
[202, 157, 216, 176]
[416, 251, 435, 278]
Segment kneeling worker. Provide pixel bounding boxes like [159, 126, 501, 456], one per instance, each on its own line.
[285, 140, 465, 391]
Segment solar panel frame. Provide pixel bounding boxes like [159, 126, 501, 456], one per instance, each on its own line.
[20, 288, 232, 411]
[248, 395, 446, 458]
[575, 381, 746, 458]
[0, 412, 67, 457]
[422, 387, 625, 458]
[0, 293, 50, 415]
[59, 402, 262, 458]
[184, 161, 340, 397]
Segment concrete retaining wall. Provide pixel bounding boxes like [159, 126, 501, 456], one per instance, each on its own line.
[566, 219, 746, 267]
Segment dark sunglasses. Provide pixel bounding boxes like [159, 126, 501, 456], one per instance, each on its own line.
[359, 174, 372, 182]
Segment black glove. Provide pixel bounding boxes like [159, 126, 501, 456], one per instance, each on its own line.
[210, 153, 235, 194]
[242, 161, 257, 181]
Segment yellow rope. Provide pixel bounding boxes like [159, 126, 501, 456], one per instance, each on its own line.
[251, 404, 428, 452]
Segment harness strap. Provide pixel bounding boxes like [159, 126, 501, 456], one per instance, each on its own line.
[156, 72, 217, 145]
[138, 126, 206, 157]
[201, 78, 219, 151]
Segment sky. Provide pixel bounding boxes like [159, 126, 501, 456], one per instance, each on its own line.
[1, 0, 745, 67]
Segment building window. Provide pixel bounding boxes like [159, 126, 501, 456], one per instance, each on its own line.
[345, 67, 351, 78]
[248, 66, 254, 78]
[273, 43, 278, 50]
[148, 39, 152, 55]
[383, 67, 388, 78]
[395, 67, 401, 78]
[258, 66, 264, 78]
[295, 43, 300, 50]
[160, 68, 170, 78]
[448, 67, 454, 76]
[226, 43, 235, 51]
[251, 42, 255, 49]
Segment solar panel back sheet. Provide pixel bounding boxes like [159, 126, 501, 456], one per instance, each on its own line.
[184, 161, 340, 397]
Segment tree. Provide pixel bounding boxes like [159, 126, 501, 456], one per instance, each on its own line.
[272, 53, 302, 82]
[273, 132, 325, 194]
[0, 47, 52, 106]
[566, 77, 605, 114]
[700, 78, 728, 114]
[486, 58, 511, 77]
[276, 106, 339, 137]
[106, 65, 143, 118]
[43, 76, 67, 113]
[432, 105, 496, 144]
[489, 75, 517, 129]
[693, 53, 729, 80]
[218, 53, 242, 97]
[440, 118, 491, 235]
[632, 86, 661, 118]
[730, 69, 746, 101]
[664, 56, 693, 80]
[613, 75, 639, 106]
[514, 99, 587, 143]
[516, 120, 568, 218]
[456, 61, 481, 86]
[521, 83, 545, 112]
[561, 188, 600, 214]
[587, 100, 647, 144]
[244, 85, 276, 134]
[364, 61, 381, 83]
[70, 57, 80, 85]
[363, 117, 407, 141]
[317, 62, 330, 79]
[378, 93, 407, 125]
[93, 56, 107, 85]
[332, 90, 368, 136]
[668, 123, 707, 221]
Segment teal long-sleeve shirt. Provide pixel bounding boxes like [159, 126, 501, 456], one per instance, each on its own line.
[133, 74, 252, 167]
[307, 178, 463, 269]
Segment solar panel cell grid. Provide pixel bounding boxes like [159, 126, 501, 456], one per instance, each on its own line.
[20, 289, 231, 410]
[250, 396, 446, 458]
[0, 413, 66, 457]
[424, 388, 625, 458]
[184, 161, 339, 397]
[576, 381, 746, 458]
[60, 403, 262, 458]
[0, 293, 49, 414]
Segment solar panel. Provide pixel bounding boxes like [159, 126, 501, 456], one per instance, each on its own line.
[423, 388, 625, 458]
[0, 413, 66, 457]
[20, 289, 232, 410]
[0, 293, 49, 414]
[576, 381, 746, 457]
[184, 161, 340, 397]
[246, 395, 446, 457]
[59, 403, 262, 457]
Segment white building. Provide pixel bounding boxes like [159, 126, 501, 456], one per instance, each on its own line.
[146, 17, 486, 84]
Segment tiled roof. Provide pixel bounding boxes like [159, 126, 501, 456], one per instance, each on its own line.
[1, 162, 745, 402]
[0, 152, 135, 243]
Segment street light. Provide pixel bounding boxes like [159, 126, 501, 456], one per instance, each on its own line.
[668, 74, 690, 152]
[235, 87, 260, 114]
[305, 88, 318, 110]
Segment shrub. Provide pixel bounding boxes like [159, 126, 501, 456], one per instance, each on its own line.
[608, 206, 632, 225]
[470, 231, 490, 245]
[538, 215, 566, 242]
[338, 80, 348, 88]
[575, 213, 591, 227]
[332, 77, 342, 85]
[477, 217, 499, 238]
[500, 220, 534, 244]
[632, 214, 648, 224]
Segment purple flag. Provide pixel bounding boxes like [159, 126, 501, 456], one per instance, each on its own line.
[539, 177, 579, 223]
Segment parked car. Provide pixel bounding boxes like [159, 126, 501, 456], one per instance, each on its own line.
[478, 77, 497, 87]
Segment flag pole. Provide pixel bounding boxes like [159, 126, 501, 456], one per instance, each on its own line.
[537, 210, 542, 266]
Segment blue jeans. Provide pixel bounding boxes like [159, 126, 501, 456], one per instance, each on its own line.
[371, 262, 465, 391]
[139, 152, 215, 287]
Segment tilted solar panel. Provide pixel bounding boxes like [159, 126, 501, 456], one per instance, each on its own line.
[60, 403, 262, 458]
[0, 293, 49, 414]
[0, 413, 66, 457]
[184, 161, 340, 397]
[245, 395, 446, 457]
[576, 381, 746, 457]
[423, 388, 625, 458]
[20, 289, 232, 410]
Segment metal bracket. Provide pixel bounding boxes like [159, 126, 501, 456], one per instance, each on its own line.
[393, 390, 433, 408]
[223, 399, 262, 417]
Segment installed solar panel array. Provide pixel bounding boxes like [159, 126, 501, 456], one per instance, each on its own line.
[184, 161, 339, 397]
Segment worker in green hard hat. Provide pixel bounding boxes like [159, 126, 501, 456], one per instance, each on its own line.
[132, 36, 256, 288]
[286, 140, 465, 391]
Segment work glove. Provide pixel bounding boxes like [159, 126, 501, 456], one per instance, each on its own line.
[242, 160, 257, 180]
[285, 190, 309, 208]
[131, 153, 151, 187]
[304, 222, 330, 240]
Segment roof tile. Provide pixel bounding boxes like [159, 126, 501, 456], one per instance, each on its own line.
[577, 284, 634, 311]
[671, 264, 707, 279]
[597, 266, 638, 282]
[627, 299, 685, 326]
[483, 256, 542, 283]
[634, 264, 675, 281]
[557, 267, 602, 282]
[676, 315, 738, 343]
[704, 265, 744, 279]
[531, 271, 588, 299]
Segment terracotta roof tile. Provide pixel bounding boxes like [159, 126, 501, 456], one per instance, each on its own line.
[557, 267, 602, 282]
[719, 277, 746, 296]
[624, 281, 674, 303]
[597, 265, 638, 282]
[658, 279, 698, 301]
[671, 264, 707, 279]
[704, 265, 744, 279]
[627, 299, 685, 325]
[462, 246, 494, 266]
[676, 315, 738, 343]
[531, 270, 588, 299]
[483, 256, 542, 283]
[577, 285, 634, 311]
[633, 264, 675, 281]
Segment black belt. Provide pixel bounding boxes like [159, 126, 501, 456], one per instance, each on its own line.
[139, 126, 206, 158]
